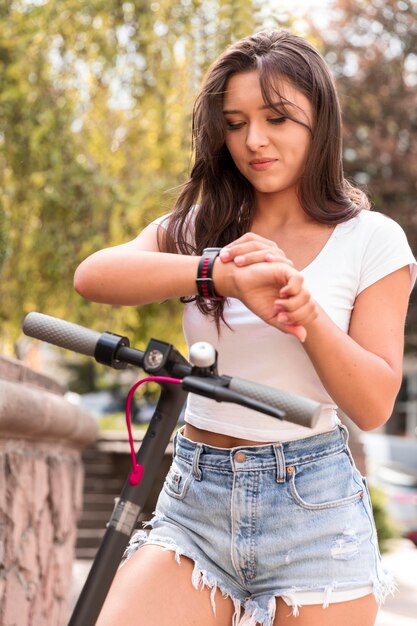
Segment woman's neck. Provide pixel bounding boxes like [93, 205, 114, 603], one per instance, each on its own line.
[252, 188, 311, 229]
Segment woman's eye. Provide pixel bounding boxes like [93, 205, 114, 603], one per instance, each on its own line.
[225, 121, 245, 131]
[268, 117, 287, 125]
[225, 117, 287, 130]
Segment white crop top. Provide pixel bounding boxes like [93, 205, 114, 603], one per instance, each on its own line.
[178, 210, 417, 442]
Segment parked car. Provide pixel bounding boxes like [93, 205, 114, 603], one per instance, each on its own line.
[67, 389, 139, 420]
[71, 390, 126, 415]
[132, 401, 186, 425]
[67, 390, 186, 426]
[361, 433, 417, 546]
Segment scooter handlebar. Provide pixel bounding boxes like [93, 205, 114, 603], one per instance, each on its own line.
[22, 313, 320, 428]
[23, 312, 101, 358]
[228, 376, 320, 429]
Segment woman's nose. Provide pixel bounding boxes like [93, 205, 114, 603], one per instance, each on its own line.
[245, 123, 269, 150]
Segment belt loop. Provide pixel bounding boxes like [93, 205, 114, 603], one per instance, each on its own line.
[273, 443, 286, 483]
[192, 443, 203, 481]
[339, 423, 355, 464]
[339, 423, 350, 445]
[172, 431, 178, 458]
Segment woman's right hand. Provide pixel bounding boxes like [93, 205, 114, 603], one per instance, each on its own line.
[219, 232, 293, 267]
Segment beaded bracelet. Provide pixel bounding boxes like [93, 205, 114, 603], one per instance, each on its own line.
[196, 247, 224, 301]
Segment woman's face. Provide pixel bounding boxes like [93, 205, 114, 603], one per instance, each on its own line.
[223, 71, 313, 200]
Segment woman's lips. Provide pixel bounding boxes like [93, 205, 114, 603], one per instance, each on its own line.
[249, 159, 278, 171]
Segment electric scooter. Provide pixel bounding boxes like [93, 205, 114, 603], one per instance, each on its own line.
[23, 312, 320, 626]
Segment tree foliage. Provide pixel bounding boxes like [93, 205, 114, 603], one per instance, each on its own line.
[310, 0, 417, 349]
[1, 0, 415, 360]
[0, 0, 270, 353]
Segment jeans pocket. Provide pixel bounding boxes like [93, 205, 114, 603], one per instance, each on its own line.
[163, 456, 193, 500]
[288, 452, 364, 511]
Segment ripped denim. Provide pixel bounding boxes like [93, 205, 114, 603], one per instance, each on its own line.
[122, 426, 395, 624]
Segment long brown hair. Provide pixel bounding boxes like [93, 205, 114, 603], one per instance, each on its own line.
[160, 29, 369, 323]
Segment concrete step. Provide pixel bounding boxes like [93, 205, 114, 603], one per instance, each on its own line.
[83, 477, 123, 493]
[80, 462, 115, 476]
[81, 493, 117, 511]
[75, 434, 172, 558]
[78, 510, 113, 527]
[74, 547, 100, 560]
[76, 528, 106, 549]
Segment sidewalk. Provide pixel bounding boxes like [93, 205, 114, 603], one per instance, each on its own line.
[71, 539, 417, 623]
[376, 539, 417, 626]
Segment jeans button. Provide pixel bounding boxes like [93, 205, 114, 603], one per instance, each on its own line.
[235, 451, 246, 463]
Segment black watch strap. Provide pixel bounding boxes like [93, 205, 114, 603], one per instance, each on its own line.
[196, 248, 224, 301]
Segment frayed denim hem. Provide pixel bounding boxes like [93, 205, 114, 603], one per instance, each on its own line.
[121, 529, 243, 625]
[240, 573, 396, 624]
[121, 528, 397, 624]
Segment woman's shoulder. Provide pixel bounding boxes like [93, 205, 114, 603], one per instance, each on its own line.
[150, 213, 171, 228]
[346, 209, 416, 294]
[150, 205, 199, 228]
[341, 209, 408, 243]
[351, 208, 401, 229]
[335, 208, 414, 270]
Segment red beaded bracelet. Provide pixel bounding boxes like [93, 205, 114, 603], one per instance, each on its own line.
[196, 248, 224, 301]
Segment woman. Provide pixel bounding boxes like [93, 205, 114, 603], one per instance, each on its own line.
[74, 30, 416, 626]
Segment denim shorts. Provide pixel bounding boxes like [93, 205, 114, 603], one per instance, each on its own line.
[123, 425, 394, 624]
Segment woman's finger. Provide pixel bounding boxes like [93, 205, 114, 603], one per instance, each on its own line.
[274, 290, 310, 313]
[220, 240, 278, 261]
[220, 240, 289, 264]
[234, 251, 293, 267]
[275, 301, 318, 326]
[278, 272, 305, 297]
[275, 321, 307, 343]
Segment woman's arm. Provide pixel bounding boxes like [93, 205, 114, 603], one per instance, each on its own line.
[231, 263, 410, 430]
[74, 223, 200, 305]
[216, 233, 412, 430]
[75, 223, 411, 430]
[301, 266, 411, 430]
[214, 258, 411, 430]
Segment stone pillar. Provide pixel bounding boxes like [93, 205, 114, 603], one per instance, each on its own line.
[0, 356, 98, 626]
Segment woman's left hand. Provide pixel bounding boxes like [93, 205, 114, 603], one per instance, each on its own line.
[272, 272, 318, 340]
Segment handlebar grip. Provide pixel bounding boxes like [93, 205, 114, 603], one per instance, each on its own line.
[228, 377, 321, 428]
[23, 312, 101, 357]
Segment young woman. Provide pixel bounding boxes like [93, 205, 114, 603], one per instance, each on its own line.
[74, 30, 416, 626]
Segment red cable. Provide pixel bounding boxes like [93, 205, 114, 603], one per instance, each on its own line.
[125, 376, 182, 485]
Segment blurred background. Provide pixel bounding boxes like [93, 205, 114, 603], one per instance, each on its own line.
[1, 0, 416, 363]
[1, 0, 417, 421]
[2, 0, 417, 493]
[0, 0, 416, 624]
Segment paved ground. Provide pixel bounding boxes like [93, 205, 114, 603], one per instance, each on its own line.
[70, 539, 417, 624]
[375, 539, 417, 626]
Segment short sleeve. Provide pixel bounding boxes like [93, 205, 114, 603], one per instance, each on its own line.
[149, 207, 197, 252]
[358, 216, 417, 295]
[150, 213, 170, 228]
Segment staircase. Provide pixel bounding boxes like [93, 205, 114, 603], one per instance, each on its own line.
[76, 431, 173, 560]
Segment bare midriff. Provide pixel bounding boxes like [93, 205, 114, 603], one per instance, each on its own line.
[183, 423, 272, 448]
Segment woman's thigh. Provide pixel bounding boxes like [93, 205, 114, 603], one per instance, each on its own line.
[95, 545, 237, 626]
[273, 594, 378, 626]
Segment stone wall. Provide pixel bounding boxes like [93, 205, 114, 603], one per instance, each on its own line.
[0, 356, 98, 626]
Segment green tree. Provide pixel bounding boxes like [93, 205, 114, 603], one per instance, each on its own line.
[0, 1, 125, 345]
[0, 0, 294, 359]
[310, 0, 417, 350]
